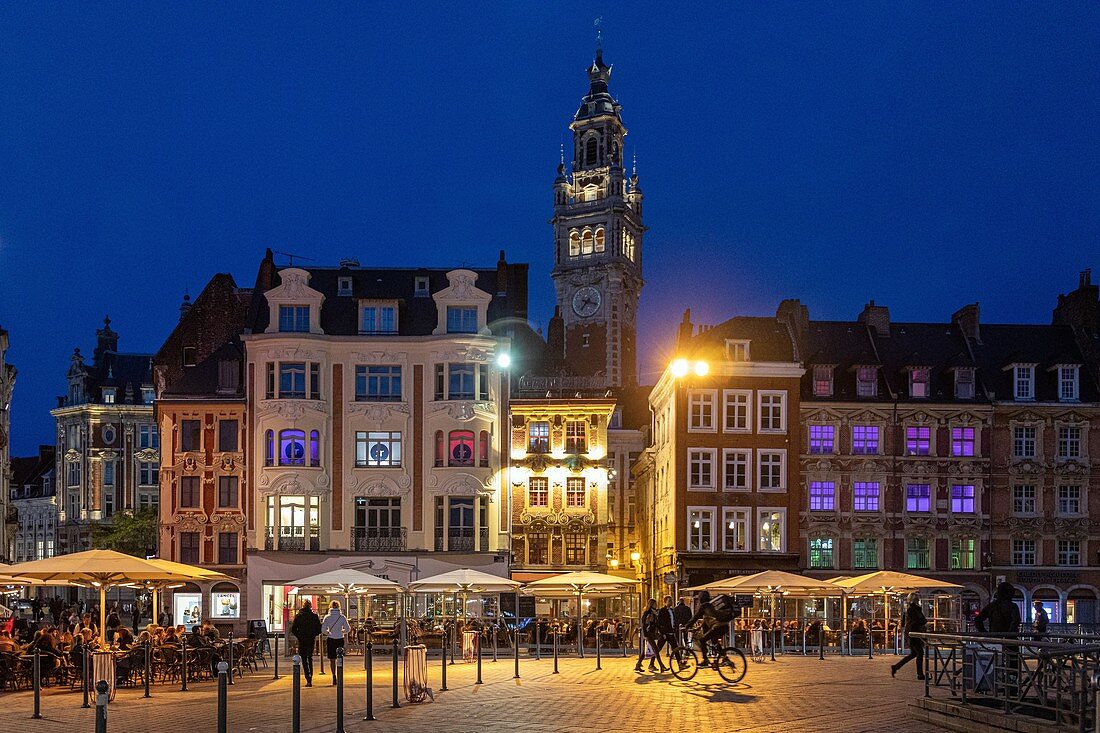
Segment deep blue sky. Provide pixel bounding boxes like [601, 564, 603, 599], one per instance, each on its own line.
[2, 3, 1098, 453]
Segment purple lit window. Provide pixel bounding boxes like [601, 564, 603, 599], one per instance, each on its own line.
[853, 482, 880, 512]
[809, 425, 834, 454]
[309, 430, 320, 467]
[951, 484, 975, 513]
[809, 482, 835, 511]
[906, 426, 931, 456]
[279, 429, 306, 466]
[951, 427, 975, 457]
[852, 426, 879, 455]
[906, 484, 930, 512]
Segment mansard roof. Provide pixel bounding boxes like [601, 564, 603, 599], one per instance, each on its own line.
[969, 324, 1099, 403]
[686, 316, 798, 363]
[10, 445, 55, 500]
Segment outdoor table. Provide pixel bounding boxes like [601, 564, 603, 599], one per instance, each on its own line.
[93, 651, 117, 701]
[462, 630, 478, 662]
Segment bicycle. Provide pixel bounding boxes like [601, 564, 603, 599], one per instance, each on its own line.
[666, 628, 747, 684]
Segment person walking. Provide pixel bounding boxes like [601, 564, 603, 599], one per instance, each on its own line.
[976, 582, 1021, 633]
[321, 600, 352, 684]
[291, 601, 322, 687]
[1031, 601, 1049, 637]
[890, 594, 928, 680]
[673, 597, 692, 647]
[634, 598, 666, 672]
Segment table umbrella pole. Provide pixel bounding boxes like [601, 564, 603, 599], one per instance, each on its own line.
[152, 587, 159, 627]
[99, 584, 107, 645]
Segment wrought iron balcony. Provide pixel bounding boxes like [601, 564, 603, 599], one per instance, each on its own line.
[352, 526, 407, 552]
[264, 534, 320, 552]
[434, 527, 484, 552]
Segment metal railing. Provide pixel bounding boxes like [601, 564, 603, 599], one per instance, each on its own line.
[352, 527, 407, 552]
[912, 630, 1100, 732]
[264, 535, 320, 552]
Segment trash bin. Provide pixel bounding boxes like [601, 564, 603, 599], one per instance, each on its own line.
[964, 645, 997, 693]
[462, 630, 479, 663]
[403, 644, 431, 703]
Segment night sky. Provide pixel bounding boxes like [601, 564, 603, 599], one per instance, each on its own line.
[1, 3, 1098, 454]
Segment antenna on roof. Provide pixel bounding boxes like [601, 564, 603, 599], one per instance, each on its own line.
[594, 16, 603, 53]
[272, 250, 317, 267]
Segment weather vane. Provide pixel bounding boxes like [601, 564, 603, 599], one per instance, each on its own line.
[594, 16, 603, 52]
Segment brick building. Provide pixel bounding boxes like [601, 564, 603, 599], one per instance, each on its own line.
[0, 326, 15, 562]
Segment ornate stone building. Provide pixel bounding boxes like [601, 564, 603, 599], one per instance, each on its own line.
[1, 327, 17, 563]
[10, 446, 56, 562]
[153, 274, 252, 631]
[50, 319, 157, 554]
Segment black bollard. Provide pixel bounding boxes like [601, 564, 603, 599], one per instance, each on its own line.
[32, 648, 41, 719]
[82, 649, 91, 709]
[577, 618, 584, 659]
[227, 632, 235, 685]
[363, 640, 376, 721]
[492, 624, 498, 662]
[448, 624, 455, 666]
[273, 633, 280, 680]
[819, 631, 826, 661]
[596, 626, 602, 670]
[291, 655, 301, 733]
[318, 637, 325, 677]
[391, 638, 400, 708]
[535, 621, 541, 661]
[513, 632, 520, 679]
[181, 636, 189, 692]
[553, 630, 559, 674]
[335, 648, 344, 733]
[770, 628, 776, 662]
[440, 631, 448, 692]
[95, 680, 109, 733]
[144, 639, 152, 698]
[476, 630, 483, 684]
[217, 662, 228, 733]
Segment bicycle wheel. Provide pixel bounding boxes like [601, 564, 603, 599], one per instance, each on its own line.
[715, 646, 747, 684]
[669, 646, 700, 681]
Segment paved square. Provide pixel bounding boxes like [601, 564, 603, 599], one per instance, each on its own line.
[5, 652, 926, 732]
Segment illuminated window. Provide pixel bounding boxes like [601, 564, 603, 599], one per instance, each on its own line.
[906, 538, 930, 569]
[950, 484, 975, 513]
[809, 538, 834, 569]
[687, 508, 714, 552]
[909, 368, 930, 398]
[951, 427, 975, 457]
[906, 484, 931, 512]
[853, 539, 878, 569]
[448, 431, 475, 467]
[528, 478, 548, 507]
[528, 422, 549, 453]
[569, 231, 580, 256]
[527, 532, 549, 564]
[853, 482, 880, 512]
[355, 431, 402, 468]
[594, 228, 605, 252]
[722, 509, 747, 552]
[812, 365, 833, 397]
[852, 425, 879, 455]
[809, 425, 834, 454]
[566, 477, 586, 508]
[581, 229, 594, 254]
[951, 539, 976, 570]
[808, 482, 835, 511]
[565, 533, 587, 564]
[757, 509, 785, 552]
[277, 429, 320, 467]
[906, 426, 931, 456]
[565, 420, 587, 453]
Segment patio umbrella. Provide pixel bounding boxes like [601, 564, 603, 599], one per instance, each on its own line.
[524, 571, 640, 655]
[688, 570, 844, 597]
[833, 572, 963, 650]
[5, 550, 188, 643]
[407, 568, 520, 594]
[289, 568, 403, 626]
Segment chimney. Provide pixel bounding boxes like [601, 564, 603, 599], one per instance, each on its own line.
[496, 250, 509, 297]
[94, 316, 119, 365]
[255, 248, 277, 292]
[776, 298, 809, 342]
[677, 309, 694, 346]
[1053, 269, 1100, 333]
[858, 300, 890, 337]
[952, 302, 981, 343]
[546, 307, 565, 363]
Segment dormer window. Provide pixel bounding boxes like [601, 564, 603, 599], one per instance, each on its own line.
[278, 305, 310, 333]
[414, 277, 430, 297]
[856, 366, 878, 398]
[360, 304, 397, 335]
[182, 346, 198, 367]
[726, 340, 750, 362]
[1013, 365, 1035, 401]
[337, 277, 353, 296]
[812, 365, 834, 397]
[909, 368, 930, 398]
[1058, 366, 1080, 402]
[141, 387, 155, 405]
[102, 388, 116, 405]
[446, 306, 478, 334]
[955, 368, 975, 399]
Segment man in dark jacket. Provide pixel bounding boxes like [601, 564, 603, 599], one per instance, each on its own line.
[291, 601, 322, 686]
[634, 599, 667, 673]
[976, 582, 1021, 633]
[890, 594, 928, 680]
[673, 598, 692, 643]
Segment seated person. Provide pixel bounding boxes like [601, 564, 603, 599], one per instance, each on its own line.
[200, 620, 221, 643]
[0, 629, 18, 653]
[115, 626, 135, 651]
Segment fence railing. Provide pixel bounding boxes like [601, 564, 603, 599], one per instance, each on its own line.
[911, 630, 1100, 732]
[351, 526, 407, 552]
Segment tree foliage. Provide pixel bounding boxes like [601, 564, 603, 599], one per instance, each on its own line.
[91, 509, 159, 557]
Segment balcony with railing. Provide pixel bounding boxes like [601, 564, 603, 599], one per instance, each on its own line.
[264, 533, 320, 552]
[434, 527, 486, 552]
[352, 526, 407, 552]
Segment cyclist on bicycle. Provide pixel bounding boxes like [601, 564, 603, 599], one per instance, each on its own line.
[686, 591, 732, 664]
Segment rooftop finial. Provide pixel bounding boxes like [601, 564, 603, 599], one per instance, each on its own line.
[594, 16, 603, 57]
[632, 147, 637, 177]
[560, 141, 565, 167]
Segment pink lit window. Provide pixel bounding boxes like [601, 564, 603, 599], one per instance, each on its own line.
[852, 426, 879, 455]
[906, 426, 931, 456]
[951, 427, 975, 457]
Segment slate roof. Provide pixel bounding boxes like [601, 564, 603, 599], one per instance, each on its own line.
[685, 316, 798, 363]
[10, 446, 55, 500]
[970, 324, 1100, 403]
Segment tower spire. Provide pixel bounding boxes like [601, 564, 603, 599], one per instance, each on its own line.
[594, 16, 603, 57]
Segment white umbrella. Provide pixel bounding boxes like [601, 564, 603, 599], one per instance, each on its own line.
[524, 571, 639, 655]
[290, 569, 403, 626]
[408, 568, 519, 594]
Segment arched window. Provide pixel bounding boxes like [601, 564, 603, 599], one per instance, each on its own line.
[265, 430, 274, 466]
[434, 430, 445, 467]
[585, 137, 598, 166]
[569, 231, 580, 257]
[309, 430, 320, 467]
[278, 430, 306, 466]
[594, 228, 605, 253]
[478, 431, 490, 468]
[448, 430, 475, 467]
[581, 230, 594, 255]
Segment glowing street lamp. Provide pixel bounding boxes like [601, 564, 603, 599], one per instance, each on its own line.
[496, 352, 511, 369]
[670, 358, 708, 379]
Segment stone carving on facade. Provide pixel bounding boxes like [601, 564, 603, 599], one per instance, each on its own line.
[180, 456, 201, 474]
[428, 401, 494, 422]
[209, 513, 246, 528]
[948, 516, 984, 533]
[345, 401, 410, 423]
[262, 473, 328, 498]
[134, 448, 159, 463]
[806, 458, 834, 473]
[276, 269, 311, 299]
[1053, 460, 1088, 476]
[518, 508, 595, 530]
[256, 399, 328, 421]
[349, 351, 407, 363]
[437, 473, 493, 499]
[172, 513, 209, 532]
[904, 515, 937, 538]
[1053, 517, 1089, 539]
[1002, 516, 1043, 539]
[64, 449, 80, 462]
[97, 449, 119, 460]
[1008, 460, 1043, 476]
[263, 347, 324, 362]
[352, 475, 406, 497]
[218, 454, 236, 471]
[947, 461, 986, 476]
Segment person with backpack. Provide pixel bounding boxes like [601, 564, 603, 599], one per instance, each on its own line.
[291, 600, 322, 687]
[686, 591, 733, 664]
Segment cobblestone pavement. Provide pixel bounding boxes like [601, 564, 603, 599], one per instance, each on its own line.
[6, 651, 927, 732]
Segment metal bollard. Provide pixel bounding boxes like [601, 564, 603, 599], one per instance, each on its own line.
[82, 649, 91, 708]
[182, 636, 189, 691]
[335, 648, 344, 733]
[577, 618, 584, 659]
[868, 629, 874, 660]
[144, 639, 152, 697]
[217, 662, 228, 733]
[801, 628, 807, 656]
[391, 638, 400, 708]
[770, 628, 776, 662]
[535, 622, 541, 661]
[227, 632, 235, 685]
[364, 640, 376, 721]
[291, 655, 301, 733]
[448, 624, 455, 665]
[32, 647, 41, 719]
[513, 632, 520, 679]
[476, 630, 483, 684]
[273, 633, 280, 680]
[553, 630, 559, 674]
[492, 624, 498, 662]
[440, 631, 448, 692]
[596, 627, 602, 670]
[317, 637, 325, 676]
[819, 632, 825, 661]
[95, 680, 109, 733]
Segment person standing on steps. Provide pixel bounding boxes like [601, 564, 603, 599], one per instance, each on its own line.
[321, 600, 352, 684]
[291, 600, 322, 687]
[890, 594, 928, 680]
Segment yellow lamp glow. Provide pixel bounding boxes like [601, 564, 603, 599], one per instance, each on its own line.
[670, 358, 690, 378]
[609, 558, 619, 569]
[630, 551, 641, 563]
[693, 361, 709, 376]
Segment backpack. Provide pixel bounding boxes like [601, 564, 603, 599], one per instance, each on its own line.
[710, 594, 736, 624]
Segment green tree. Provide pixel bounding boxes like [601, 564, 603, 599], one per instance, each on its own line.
[91, 509, 159, 557]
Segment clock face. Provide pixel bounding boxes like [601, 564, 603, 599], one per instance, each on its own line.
[572, 286, 602, 318]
